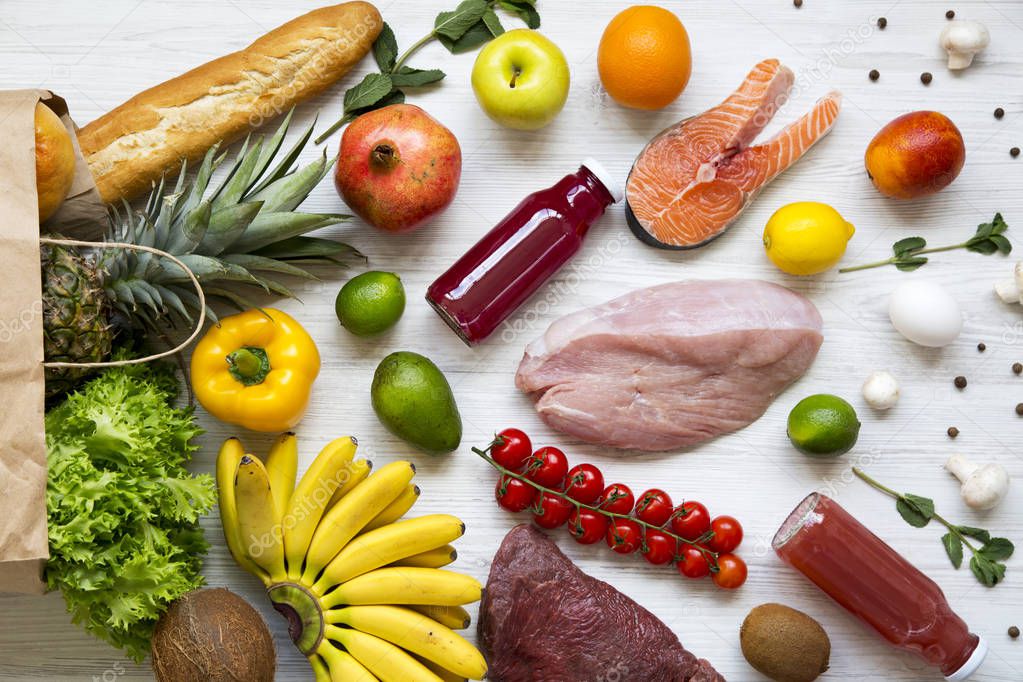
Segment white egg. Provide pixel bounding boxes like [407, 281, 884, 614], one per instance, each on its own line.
[888, 280, 963, 347]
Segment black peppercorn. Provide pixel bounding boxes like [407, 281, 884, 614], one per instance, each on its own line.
[947, 426, 959, 438]
[995, 108, 1005, 119]
[794, 0, 803, 7]
[877, 17, 887, 29]
[1014, 362, 1023, 375]
[921, 72, 933, 85]
[946, 10, 955, 19]
[954, 376, 967, 389]
[978, 342, 986, 352]
[869, 69, 880, 81]
[1012, 147, 1021, 158]
[1010, 626, 1020, 639]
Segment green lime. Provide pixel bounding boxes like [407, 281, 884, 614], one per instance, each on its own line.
[335, 271, 406, 336]
[787, 394, 861, 457]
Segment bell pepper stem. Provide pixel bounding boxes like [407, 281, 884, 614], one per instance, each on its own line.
[226, 346, 271, 386]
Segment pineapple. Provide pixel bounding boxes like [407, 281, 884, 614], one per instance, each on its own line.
[42, 112, 356, 398]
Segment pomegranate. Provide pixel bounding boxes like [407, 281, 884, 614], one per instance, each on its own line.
[335, 104, 461, 233]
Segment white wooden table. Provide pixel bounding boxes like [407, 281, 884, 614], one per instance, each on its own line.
[2, 1, 1023, 680]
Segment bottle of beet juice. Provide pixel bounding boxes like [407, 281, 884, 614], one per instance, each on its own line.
[426, 159, 621, 345]
[774, 493, 987, 680]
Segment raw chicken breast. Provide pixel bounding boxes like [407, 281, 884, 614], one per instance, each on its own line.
[515, 280, 823, 452]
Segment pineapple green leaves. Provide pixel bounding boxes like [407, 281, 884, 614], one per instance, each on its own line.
[99, 111, 358, 327]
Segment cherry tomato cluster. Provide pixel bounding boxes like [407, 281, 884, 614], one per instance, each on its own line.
[483, 428, 747, 589]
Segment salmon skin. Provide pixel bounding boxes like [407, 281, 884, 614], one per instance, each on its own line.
[625, 59, 842, 250]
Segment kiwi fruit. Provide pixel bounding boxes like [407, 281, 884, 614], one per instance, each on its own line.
[740, 603, 830, 682]
[151, 588, 276, 682]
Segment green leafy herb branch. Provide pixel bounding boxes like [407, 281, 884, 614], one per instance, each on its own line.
[316, 0, 541, 143]
[854, 468, 1014, 587]
[839, 213, 1010, 273]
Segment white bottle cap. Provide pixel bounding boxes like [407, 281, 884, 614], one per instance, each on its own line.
[945, 636, 988, 681]
[582, 157, 624, 204]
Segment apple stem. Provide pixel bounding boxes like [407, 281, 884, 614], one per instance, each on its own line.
[509, 66, 522, 89]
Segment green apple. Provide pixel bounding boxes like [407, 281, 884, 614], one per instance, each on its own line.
[471, 29, 570, 131]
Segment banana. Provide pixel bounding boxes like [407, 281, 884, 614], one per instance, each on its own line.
[302, 461, 416, 584]
[313, 515, 465, 594]
[264, 432, 298, 520]
[320, 567, 483, 610]
[308, 653, 333, 682]
[360, 483, 421, 533]
[409, 604, 471, 631]
[326, 457, 372, 509]
[414, 654, 468, 682]
[234, 454, 287, 582]
[326, 606, 486, 680]
[215, 438, 270, 583]
[316, 641, 377, 682]
[325, 625, 443, 682]
[282, 436, 358, 580]
[392, 545, 458, 570]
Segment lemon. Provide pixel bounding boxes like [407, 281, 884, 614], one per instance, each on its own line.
[787, 394, 861, 458]
[763, 202, 855, 276]
[335, 271, 406, 336]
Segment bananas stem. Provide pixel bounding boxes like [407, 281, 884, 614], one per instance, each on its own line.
[267, 581, 325, 656]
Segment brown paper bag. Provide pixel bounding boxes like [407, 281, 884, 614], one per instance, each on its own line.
[0, 90, 105, 594]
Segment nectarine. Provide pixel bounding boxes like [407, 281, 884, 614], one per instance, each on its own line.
[864, 111, 965, 200]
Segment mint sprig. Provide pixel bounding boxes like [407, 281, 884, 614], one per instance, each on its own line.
[315, 0, 541, 144]
[839, 213, 1010, 273]
[854, 468, 1014, 587]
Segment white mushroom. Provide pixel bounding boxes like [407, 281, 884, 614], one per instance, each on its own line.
[940, 20, 990, 70]
[994, 261, 1023, 304]
[945, 454, 1010, 510]
[862, 371, 899, 410]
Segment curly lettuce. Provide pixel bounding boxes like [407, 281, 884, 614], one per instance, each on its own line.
[45, 362, 215, 662]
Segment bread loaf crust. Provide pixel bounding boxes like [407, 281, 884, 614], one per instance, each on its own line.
[78, 1, 382, 203]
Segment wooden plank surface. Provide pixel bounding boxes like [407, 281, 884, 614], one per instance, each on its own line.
[2, 0, 1023, 680]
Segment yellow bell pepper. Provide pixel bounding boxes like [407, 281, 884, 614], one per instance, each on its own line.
[191, 308, 320, 432]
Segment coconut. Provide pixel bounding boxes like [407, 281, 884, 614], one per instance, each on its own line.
[152, 588, 276, 682]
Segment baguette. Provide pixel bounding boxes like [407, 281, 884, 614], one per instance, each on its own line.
[78, 1, 382, 204]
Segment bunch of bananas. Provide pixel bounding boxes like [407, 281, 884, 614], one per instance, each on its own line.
[217, 433, 487, 682]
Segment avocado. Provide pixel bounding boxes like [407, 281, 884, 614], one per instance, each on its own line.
[740, 603, 830, 682]
[371, 351, 462, 455]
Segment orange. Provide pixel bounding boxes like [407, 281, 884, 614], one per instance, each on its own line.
[597, 5, 692, 111]
[35, 102, 76, 223]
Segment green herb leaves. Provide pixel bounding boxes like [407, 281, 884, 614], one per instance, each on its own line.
[499, 0, 541, 28]
[966, 212, 1012, 254]
[854, 468, 1014, 587]
[890, 236, 929, 272]
[839, 213, 1011, 273]
[942, 532, 964, 568]
[435, 0, 491, 42]
[373, 22, 398, 71]
[316, 1, 542, 144]
[343, 72, 396, 113]
[896, 493, 935, 527]
[391, 67, 447, 88]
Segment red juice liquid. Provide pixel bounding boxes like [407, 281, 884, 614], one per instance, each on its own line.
[774, 493, 985, 680]
[426, 160, 619, 345]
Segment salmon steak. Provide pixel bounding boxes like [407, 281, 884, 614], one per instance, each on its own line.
[626, 59, 842, 249]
